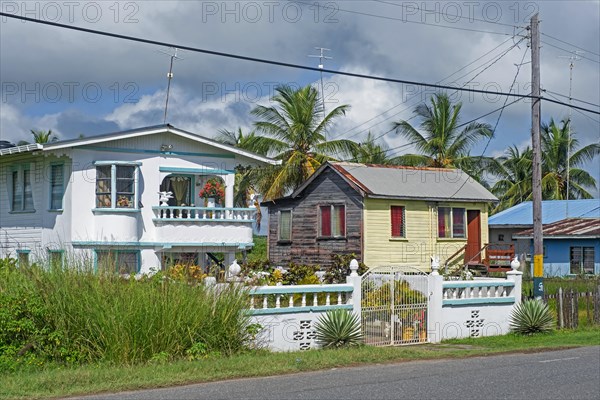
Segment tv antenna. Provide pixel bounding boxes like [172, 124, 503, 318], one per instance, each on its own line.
[308, 47, 332, 133]
[158, 47, 183, 124]
[558, 50, 583, 216]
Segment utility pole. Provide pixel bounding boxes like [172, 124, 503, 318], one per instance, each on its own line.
[308, 47, 332, 138]
[530, 13, 544, 299]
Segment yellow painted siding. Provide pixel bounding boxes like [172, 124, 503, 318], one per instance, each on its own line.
[363, 198, 489, 271]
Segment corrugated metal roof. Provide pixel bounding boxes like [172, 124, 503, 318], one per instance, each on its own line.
[0, 143, 42, 156]
[329, 162, 497, 202]
[489, 200, 600, 226]
[513, 218, 600, 238]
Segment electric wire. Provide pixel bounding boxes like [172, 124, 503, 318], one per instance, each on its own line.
[293, 0, 520, 36]
[1, 12, 598, 116]
[541, 41, 600, 64]
[541, 32, 600, 57]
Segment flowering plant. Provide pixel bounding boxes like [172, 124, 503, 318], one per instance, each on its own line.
[199, 178, 225, 204]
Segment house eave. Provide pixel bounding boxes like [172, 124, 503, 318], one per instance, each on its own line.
[366, 194, 496, 203]
[0, 143, 43, 156]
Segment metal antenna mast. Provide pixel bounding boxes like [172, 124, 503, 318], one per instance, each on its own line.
[558, 51, 583, 217]
[158, 47, 182, 124]
[309, 47, 332, 136]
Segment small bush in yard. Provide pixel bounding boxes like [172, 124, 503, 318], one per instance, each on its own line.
[509, 299, 555, 335]
[315, 309, 363, 348]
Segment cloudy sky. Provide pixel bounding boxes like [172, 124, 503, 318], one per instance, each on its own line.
[1, 0, 599, 194]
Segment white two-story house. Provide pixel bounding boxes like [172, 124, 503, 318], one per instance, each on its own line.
[0, 124, 278, 274]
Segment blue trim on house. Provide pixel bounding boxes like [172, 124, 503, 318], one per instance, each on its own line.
[248, 304, 353, 316]
[82, 145, 235, 159]
[16, 249, 31, 254]
[92, 208, 142, 213]
[443, 297, 516, 306]
[93, 160, 143, 166]
[159, 167, 234, 174]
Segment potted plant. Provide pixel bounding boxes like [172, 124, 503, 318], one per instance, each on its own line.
[199, 178, 225, 206]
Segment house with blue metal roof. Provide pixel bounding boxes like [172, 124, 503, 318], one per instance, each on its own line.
[488, 200, 600, 275]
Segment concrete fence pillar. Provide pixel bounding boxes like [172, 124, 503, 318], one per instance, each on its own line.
[427, 272, 444, 344]
[507, 256, 524, 304]
[347, 259, 362, 318]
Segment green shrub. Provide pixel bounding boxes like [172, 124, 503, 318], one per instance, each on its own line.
[510, 300, 555, 335]
[323, 254, 368, 284]
[314, 309, 363, 349]
[0, 259, 253, 370]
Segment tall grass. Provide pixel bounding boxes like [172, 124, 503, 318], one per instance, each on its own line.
[0, 259, 252, 370]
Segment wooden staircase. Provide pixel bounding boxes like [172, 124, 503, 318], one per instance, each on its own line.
[444, 243, 515, 276]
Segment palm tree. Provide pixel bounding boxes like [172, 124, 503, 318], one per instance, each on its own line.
[490, 146, 533, 213]
[540, 118, 599, 200]
[30, 129, 58, 143]
[392, 93, 494, 178]
[215, 128, 269, 207]
[350, 132, 402, 165]
[251, 85, 358, 200]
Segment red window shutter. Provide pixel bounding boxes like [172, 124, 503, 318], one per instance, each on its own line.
[338, 205, 346, 236]
[391, 206, 404, 237]
[320, 206, 331, 236]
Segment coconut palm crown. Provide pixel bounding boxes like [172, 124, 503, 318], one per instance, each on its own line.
[251, 85, 357, 200]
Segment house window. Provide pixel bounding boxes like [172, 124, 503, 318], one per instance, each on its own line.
[96, 250, 140, 274]
[95, 163, 138, 209]
[319, 205, 345, 237]
[498, 234, 505, 242]
[438, 207, 466, 238]
[278, 210, 292, 242]
[48, 250, 64, 268]
[570, 247, 595, 275]
[391, 206, 406, 238]
[49, 164, 64, 210]
[11, 166, 34, 212]
[16, 249, 30, 266]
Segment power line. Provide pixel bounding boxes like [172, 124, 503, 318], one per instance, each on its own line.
[541, 41, 600, 64]
[294, 0, 520, 36]
[448, 45, 529, 199]
[333, 32, 527, 140]
[374, 0, 523, 28]
[542, 89, 600, 109]
[2, 12, 599, 116]
[541, 32, 600, 57]
[543, 91, 600, 124]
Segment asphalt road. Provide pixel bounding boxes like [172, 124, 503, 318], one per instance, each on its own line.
[74, 346, 600, 400]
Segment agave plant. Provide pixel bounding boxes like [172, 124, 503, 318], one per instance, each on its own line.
[314, 309, 363, 348]
[509, 300, 555, 335]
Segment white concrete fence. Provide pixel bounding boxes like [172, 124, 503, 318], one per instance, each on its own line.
[245, 260, 523, 352]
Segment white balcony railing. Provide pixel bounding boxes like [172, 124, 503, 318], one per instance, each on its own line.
[152, 206, 255, 223]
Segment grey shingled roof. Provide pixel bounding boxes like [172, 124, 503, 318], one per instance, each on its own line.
[330, 162, 497, 202]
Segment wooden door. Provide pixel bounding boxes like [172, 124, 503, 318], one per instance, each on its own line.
[465, 210, 481, 263]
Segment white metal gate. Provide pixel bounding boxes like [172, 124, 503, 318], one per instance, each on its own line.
[361, 266, 429, 346]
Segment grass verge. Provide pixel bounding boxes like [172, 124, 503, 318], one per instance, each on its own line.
[2, 327, 599, 400]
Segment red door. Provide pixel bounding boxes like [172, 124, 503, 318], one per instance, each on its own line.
[465, 210, 481, 263]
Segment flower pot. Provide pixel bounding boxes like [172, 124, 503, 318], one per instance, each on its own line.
[402, 327, 415, 341]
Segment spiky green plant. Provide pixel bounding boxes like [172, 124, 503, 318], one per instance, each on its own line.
[314, 309, 363, 348]
[509, 300, 555, 335]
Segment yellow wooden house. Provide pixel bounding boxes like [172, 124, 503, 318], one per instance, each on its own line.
[266, 162, 497, 272]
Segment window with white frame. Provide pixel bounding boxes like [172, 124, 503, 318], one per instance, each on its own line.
[438, 207, 466, 238]
[96, 250, 139, 274]
[319, 204, 346, 238]
[49, 164, 64, 210]
[11, 165, 34, 212]
[278, 210, 292, 242]
[94, 163, 138, 209]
